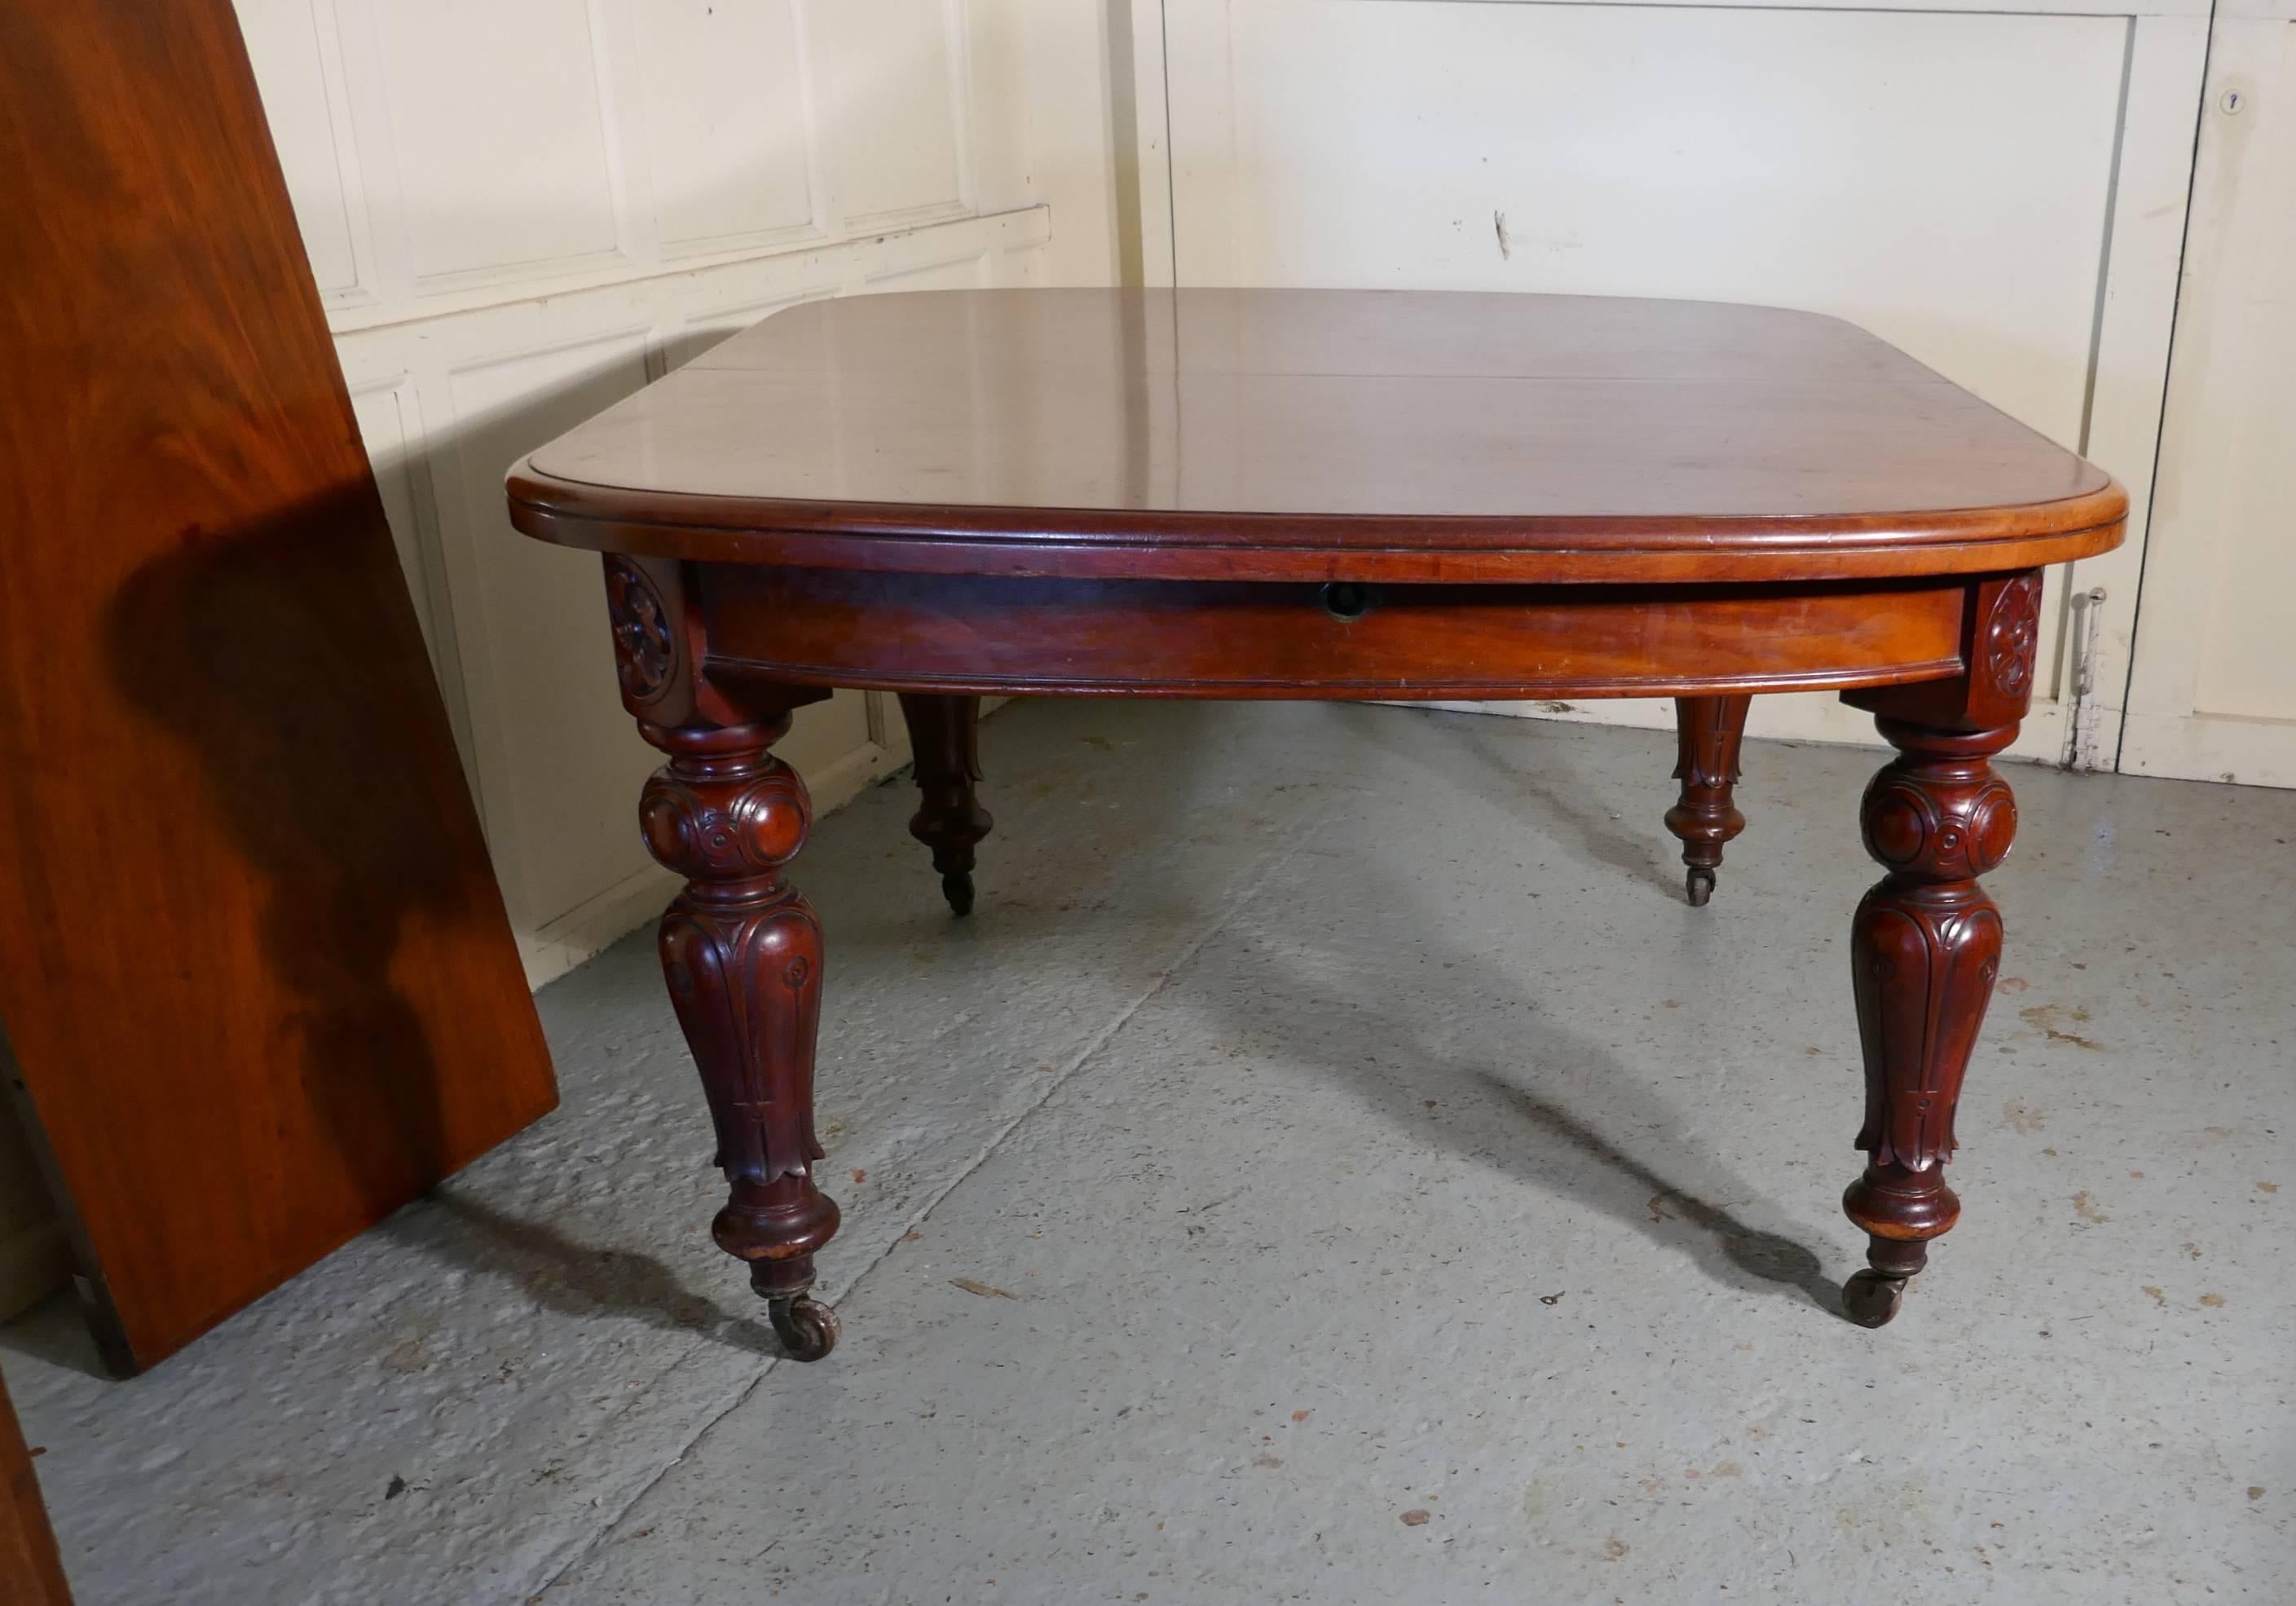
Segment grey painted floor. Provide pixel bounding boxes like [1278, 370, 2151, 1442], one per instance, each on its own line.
[7, 699, 2293, 1605]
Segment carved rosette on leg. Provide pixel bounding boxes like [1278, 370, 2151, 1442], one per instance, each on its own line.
[606, 554, 842, 1358]
[1841, 717, 2018, 1326]
[897, 693, 992, 916]
[1667, 694, 1751, 906]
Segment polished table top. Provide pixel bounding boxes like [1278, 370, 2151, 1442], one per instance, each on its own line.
[511, 289, 2123, 582]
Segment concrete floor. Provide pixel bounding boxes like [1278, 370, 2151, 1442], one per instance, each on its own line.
[6, 699, 2293, 1605]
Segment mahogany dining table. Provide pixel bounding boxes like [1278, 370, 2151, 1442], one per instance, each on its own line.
[507, 289, 2123, 1355]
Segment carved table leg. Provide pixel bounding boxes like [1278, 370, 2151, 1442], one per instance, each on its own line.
[1840, 717, 2018, 1326]
[602, 554, 843, 1357]
[606, 549, 849, 1360]
[640, 716, 843, 1357]
[1667, 694, 1751, 906]
[897, 693, 992, 916]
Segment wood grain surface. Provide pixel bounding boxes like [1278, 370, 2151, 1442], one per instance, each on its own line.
[0, 1369, 69, 1605]
[511, 289, 2123, 582]
[0, 0, 556, 1371]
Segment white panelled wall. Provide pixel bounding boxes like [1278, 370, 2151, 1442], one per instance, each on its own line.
[234, 2, 2296, 996]
[219, 0, 2296, 983]
[236, 0, 1122, 986]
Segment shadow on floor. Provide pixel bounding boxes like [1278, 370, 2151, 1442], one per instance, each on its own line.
[0, 1293, 108, 1379]
[386, 1193, 782, 1360]
[9, 701, 1848, 1379]
[939, 702, 1849, 1318]
[1443, 708, 1690, 903]
[1241, 707, 1845, 1313]
[1484, 1077, 1837, 1307]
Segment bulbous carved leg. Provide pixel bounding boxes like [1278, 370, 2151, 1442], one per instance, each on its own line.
[641, 717, 842, 1359]
[1841, 717, 2018, 1327]
[897, 693, 992, 916]
[1667, 694, 1751, 906]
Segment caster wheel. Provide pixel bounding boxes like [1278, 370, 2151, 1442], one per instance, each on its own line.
[1842, 1269, 1906, 1328]
[941, 871, 976, 917]
[769, 1295, 842, 1361]
[1685, 867, 1716, 907]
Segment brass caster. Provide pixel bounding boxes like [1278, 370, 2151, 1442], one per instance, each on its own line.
[769, 1294, 842, 1361]
[941, 870, 975, 917]
[1842, 1268, 1907, 1328]
[1685, 867, 1716, 907]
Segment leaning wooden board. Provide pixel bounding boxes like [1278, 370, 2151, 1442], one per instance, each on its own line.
[0, 0, 555, 1370]
[0, 1369, 69, 1606]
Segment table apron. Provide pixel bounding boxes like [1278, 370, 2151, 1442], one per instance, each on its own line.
[697, 569, 1978, 700]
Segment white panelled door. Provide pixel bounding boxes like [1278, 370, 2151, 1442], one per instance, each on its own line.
[1143, 0, 2208, 764]
[2118, 16, 2296, 789]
